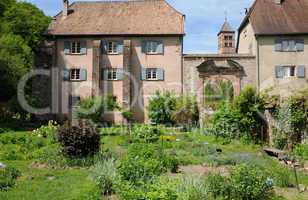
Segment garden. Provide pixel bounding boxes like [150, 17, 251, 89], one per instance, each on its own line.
[1, 87, 308, 200]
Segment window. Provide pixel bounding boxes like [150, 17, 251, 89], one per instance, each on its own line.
[224, 42, 228, 47]
[275, 39, 304, 52]
[71, 42, 81, 54]
[70, 96, 81, 107]
[107, 69, 118, 80]
[142, 41, 164, 54]
[147, 41, 159, 54]
[146, 69, 158, 80]
[225, 42, 232, 47]
[276, 66, 296, 78]
[70, 69, 81, 80]
[107, 41, 118, 54]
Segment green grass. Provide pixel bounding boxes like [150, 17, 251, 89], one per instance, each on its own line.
[0, 161, 99, 200]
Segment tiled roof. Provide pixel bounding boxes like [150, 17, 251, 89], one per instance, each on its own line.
[239, 0, 308, 35]
[47, 0, 185, 36]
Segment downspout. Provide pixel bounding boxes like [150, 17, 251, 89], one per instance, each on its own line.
[256, 35, 260, 92]
[181, 35, 184, 95]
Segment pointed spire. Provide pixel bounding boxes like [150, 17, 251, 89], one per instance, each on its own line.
[219, 20, 234, 33]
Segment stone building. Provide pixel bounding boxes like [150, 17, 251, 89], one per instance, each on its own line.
[38, 0, 185, 123]
[183, 20, 256, 108]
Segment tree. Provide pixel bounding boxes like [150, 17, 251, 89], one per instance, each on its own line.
[3, 2, 51, 49]
[0, 0, 15, 17]
[0, 34, 33, 100]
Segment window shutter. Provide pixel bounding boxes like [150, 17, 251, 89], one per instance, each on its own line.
[157, 68, 164, 80]
[80, 69, 87, 81]
[157, 41, 164, 54]
[80, 41, 87, 54]
[63, 69, 70, 81]
[117, 41, 124, 54]
[282, 40, 289, 51]
[101, 40, 108, 54]
[275, 66, 283, 78]
[64, 41, 71, 54]
[296, 39, 304, 52]
[297, 65, 306, 78]
[289, 40, 296, 51]
[141, 68, 147, 80]
[275, 39, 282, 51]
[117, 69, 124, 80]
[141, 41, 147, 53]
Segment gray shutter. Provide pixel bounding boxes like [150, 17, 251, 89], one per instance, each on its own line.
[80, 41, 87, 54]
[289, 40, 296, 51]
[141, 41, 147, 53]
[282, 40, 289, 52]
[117, 41, 124, 54]
[141, 68, 147, 80]
[63, 69, 70, 81]
[64, 41, 71, 54]
[101, 40, 108, 54]
[80, 69, 87, 81]
[296, 39, 304, 51]
[117, 68, 124, 80]
[157, 68, 164, 80]
[157, 41, 164, 54]
[275, 66, 283, 78]
[297, 65, 306, 78]
[275, 39, 282, 51]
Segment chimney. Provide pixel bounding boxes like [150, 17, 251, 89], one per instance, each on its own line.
[63, 0, 69, 18]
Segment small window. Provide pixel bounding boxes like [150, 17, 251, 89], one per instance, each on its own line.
[147, 41, 159, 54]
[224, 42, 228, 47]
[71, 42, 81, 54]
[228, 36, 233, 40]
[229, 42, 233, 47]
[279, 66, 296, 78]
[107, 41, 118, 54]
[146, 69, 158, 80]
[70, 69, 81, 80]
[70, 96, 81, 107]
[107, 69, 118, 80]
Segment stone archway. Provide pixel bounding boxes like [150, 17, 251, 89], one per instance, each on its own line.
[196, 59, 245, 109]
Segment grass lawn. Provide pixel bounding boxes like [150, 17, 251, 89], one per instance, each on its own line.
[1, 127, 308, 200]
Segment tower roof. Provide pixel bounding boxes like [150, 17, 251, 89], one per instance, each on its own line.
[218, 20, 234, 35]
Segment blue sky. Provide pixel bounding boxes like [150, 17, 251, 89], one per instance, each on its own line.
[22, 0, 253, 53]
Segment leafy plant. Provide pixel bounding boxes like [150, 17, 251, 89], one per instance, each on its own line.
[176, 175, 208, 200]
[57, 120, 101, 158]
[90, 158, 119, 195]
[77, 95, 118, 123]
[0, 166, 21, 191]
[172, 95, 199, 126]
[148, 91, 176, 125]
[131, 124, 162, 143]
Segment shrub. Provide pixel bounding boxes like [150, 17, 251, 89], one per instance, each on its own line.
[148, 91, 176, 125]
[172, 95, 199, 126]
[0, 166, 21, 191]
[131, 124, 162, 143]
[273, 137, 287, 150]
[57, 120, 101, 158]
[176, 175, 208, 200]
[32, 120, 58, 141]
[90, 158, 119, 195]
[77, 95, 118, 123]
[292, 144, 308, 161]
[207, 164, 274, 200]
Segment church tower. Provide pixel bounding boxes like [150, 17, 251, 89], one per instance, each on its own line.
[218, 19, 236, 54]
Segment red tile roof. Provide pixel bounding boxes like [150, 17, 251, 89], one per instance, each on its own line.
[239, 0, 308, 35]
[47, 0, 185, 36]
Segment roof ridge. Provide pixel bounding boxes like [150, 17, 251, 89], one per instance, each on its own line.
[73, 0, 164, 4]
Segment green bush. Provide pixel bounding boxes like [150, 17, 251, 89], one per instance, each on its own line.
[292, 144, 308, 161]
[57, 120, 101, 158]
[90, 158, 119, 195]
[273, 137, 287, 150]
[131, 124, 162, 143]
[148, 91, 176, 125]
[176, 175, 208, 200]
[172, 95, 199, 126]
[77, 95, 118, 123]
[0, 166, 21, 191]
[207, 164, 274, 200]
[208, 86, 265, 143]
[32, 120, 58, 141]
